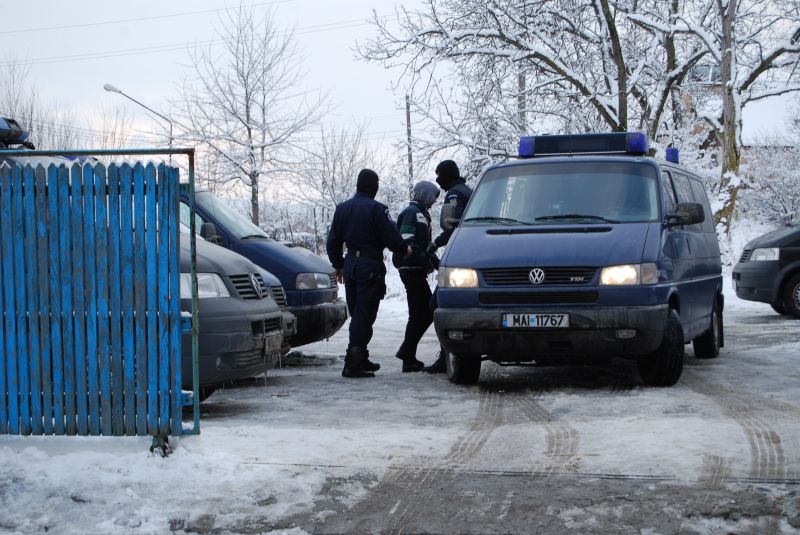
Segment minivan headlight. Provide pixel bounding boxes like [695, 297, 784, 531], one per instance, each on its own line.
[439, 267, 479, 288]
[750, 247, 779, 261]
[180, 273, 231, 299]
[296, 272, 332, 289]
[599, 263, 658, 285]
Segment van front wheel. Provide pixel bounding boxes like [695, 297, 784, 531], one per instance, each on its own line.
[783, 274, 800, 319]
[446, 352, 481, 385]
[638, 309, 684, 386]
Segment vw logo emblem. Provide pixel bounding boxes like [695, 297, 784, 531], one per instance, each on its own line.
[529, 268, 545, 285]
[249, 273, 263, 298]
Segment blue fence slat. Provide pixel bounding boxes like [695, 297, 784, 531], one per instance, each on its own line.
[157, 164, 170, 436]
[71, 164, 88, 436]
[35, 166, 53, 434]
[2, 167, 17, 434]
[24, 166, 43, 435]
[145, 163, 158, 435]
[0, 165, 8, 435]
[48, 165, 65, 435]
[59, 166, 76, 435]
[107, 165, 124, 435]
[14, 165, 30, 435]
[167, 167, 182, 435]
[94, 165, 112, 436]
[120, 164, 136, 436]
[133, 164, 147, 435]
[82, 165, 100, 436]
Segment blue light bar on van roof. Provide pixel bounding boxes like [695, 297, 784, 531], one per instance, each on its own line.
[665, 147, 680, 164]
[518, 132, 649, 158]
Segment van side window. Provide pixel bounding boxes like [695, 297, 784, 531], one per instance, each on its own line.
[661, 171, 677, 211]
[180, 202, 205, 230]
[689, 177, 715, 233]
[672, 172, 702, 232]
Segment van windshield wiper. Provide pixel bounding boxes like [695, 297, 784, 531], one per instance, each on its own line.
[535, 214, 619, 224]
[463, 216, 531, 225]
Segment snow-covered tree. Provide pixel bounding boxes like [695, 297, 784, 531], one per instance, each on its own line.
[175, 4, 326, 226]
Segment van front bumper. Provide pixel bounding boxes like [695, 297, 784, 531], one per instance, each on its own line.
[288, 299, 348, 347]
[732, 261, 779, 304]
[433, 305, 669, 362]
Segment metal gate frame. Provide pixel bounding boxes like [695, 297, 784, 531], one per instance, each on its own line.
[0, 148, 199, 440]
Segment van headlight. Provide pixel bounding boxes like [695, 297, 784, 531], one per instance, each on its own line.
[439, 267, 479, 288]
[599, 263, 658, 285]
[296, 272, 332, 289]
[750, 247, 779, 261]
[180, 273, 231, 299]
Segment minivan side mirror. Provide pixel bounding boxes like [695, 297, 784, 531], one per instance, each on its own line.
[667, 202, 705, 227]
[200, 222, 223, 244]
[440, 203, 461, 232]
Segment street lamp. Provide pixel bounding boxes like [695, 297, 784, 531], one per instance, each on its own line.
[103, 83, 174, 153]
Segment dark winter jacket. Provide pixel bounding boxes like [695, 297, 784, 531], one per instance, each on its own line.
[392, 201, 439, 271]
[433, 179, 472, 249]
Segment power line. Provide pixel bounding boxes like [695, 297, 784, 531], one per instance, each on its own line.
[0, 1, 293, 35]
[0, 17, 377, 68]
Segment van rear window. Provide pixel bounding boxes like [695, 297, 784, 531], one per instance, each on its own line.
[463, 162, 659, 225]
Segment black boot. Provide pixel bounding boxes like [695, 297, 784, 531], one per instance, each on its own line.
[363, 349, 381, 372]
[395, 350, 423, 373]
[423, 351, 447, 374]
[342, 347, 375, 378]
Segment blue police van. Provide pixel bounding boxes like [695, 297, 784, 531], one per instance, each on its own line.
[433, 133, 723, 386]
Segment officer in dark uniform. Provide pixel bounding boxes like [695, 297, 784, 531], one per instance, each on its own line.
[326, 169, 411, 378]
[425, 160, 473, 373]
[392, 180, 440, 372]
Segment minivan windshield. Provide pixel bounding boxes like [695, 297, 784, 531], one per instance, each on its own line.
[463, 161, 659, 225]
[195, 191, 270, 240]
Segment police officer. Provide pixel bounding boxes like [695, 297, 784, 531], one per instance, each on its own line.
[326, 169, 412, 378]
[425, 160, 473, 373]
[393, 181, 440, 372]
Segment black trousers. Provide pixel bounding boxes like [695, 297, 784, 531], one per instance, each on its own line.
[397, 270, 433, 359]
[343, 256, 386, 351]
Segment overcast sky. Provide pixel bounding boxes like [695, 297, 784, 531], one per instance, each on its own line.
[2, 0, 793, 152]
[2, 0, 420, 150]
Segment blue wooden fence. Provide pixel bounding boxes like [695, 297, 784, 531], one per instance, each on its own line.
[0, 160, 186, 437]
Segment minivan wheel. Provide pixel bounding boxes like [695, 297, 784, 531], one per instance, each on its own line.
[638, 309, 684, 386]
[446, 351, 482, 384]
[783, 274, 800, 319]
[693, 301, 721, 359]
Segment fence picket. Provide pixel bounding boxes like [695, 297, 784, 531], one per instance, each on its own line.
[120, 164, 135, 435]
[35, 166, 53, 434]
[0, 165, 8, 435]
[82, 165, 100, 435]
[133, 164, 147, 435]
[168, 167, 182, 435]
[71, 163, 88, 435]
[145, 163, 158, 435]
[107, 165, 123, 435]
[14, 165, 30, 435]
[1, 167, 16, 434]
[94, 165, 112, 435]
[59, 166, 76, 435]
[48, 165, 65, 435]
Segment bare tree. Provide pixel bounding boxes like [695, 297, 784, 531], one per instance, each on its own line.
[175, 4, 326, 226]
[360, 0, 706, 166]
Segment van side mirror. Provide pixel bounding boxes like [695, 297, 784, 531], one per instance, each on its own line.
[200, 222, 222, 244]
[667, 202, 704, 227]
[440, 204, 460, 232]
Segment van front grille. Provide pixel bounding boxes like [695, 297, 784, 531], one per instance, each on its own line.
[270, 286, 287, 308]
[481, 267, 597, 286]
[739, 249, 752, 262]
[229, 273, 268, 300]
[479, 291, 598, 305]
[328, 273, 338, 287]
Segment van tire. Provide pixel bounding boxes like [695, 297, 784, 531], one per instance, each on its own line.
[783, 274, 800, 319]
[638, 309, 684, 386]
[693, 301, 721, 359]
[446, 352, 481, 384]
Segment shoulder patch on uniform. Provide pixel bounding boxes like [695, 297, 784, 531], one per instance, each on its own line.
[416, 212, 428, 224]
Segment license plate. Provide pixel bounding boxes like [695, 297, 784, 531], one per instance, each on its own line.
[502, 313, 569, 328]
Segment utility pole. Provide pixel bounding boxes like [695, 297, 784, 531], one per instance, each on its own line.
[406, 94, 413, 196]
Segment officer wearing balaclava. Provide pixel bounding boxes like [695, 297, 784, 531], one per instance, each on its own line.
[425, 160, 473, 373]
[326, 169, 412, 378]
[392, 180, 440, 373]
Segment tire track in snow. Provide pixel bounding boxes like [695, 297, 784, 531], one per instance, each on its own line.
[511, 393, 580, 474]
[682, 372, 787, 481]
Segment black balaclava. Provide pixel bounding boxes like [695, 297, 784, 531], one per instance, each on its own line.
[435, 160, 460, 191]
[356, 168, 379, 198]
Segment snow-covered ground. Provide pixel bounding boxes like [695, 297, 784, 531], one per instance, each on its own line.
[2, 272, 800, 534]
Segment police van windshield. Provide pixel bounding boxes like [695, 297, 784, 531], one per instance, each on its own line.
[195, 191, 270, 240]
[463, 161, 659, 225]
